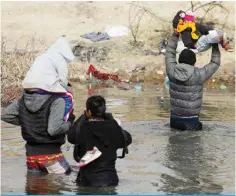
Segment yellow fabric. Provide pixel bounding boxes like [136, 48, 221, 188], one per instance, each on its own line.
[176, 19, 199, 40]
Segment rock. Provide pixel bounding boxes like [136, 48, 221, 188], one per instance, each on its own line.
[157, 70, 164, 75]
[130, 72, 145, 82]
[115, 69, 131, 81]
[78, 74, 88, 83]
[116, 83, 130, 90]
[219, 75, 229, 83]
[88, 76, 101, 84]
[121, 79, 130, 83]
[105, 79, 116, 87]
[144, 69, 165, 82]
[142, 49, 160, 56]
[73, 42, 109, 62]
[132, 65, 146, 73]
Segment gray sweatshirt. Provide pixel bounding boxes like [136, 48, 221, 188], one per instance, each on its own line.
[1, 92, 71, 136]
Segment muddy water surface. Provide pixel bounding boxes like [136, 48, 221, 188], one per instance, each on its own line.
[1, 83, 235, 194]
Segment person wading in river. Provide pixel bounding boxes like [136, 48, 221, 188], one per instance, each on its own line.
[1, 86, 76, 173]
[1, 38, 76, 174]
[165, 30, 221, 131]
[67, 95, 132, 187]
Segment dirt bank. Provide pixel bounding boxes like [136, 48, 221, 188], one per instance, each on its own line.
[1, 1, 235, 105]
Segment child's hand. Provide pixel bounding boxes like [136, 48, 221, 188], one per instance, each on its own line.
[68, 111, 76, 124]
[173, 29, 180, 37]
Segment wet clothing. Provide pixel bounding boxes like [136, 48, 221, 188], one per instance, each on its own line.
[165, 35, 220, 130]
[67, 113, 132, 187]
[1, 91, 72, 172]
[170, 115, 202, 131]
[27, 152, 71, 173]
[22, 37, 75, 93]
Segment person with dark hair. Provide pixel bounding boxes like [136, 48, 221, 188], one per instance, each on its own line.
[1, 90, 76, 174]
[67, 95, 132, 187]
[165, 31, 221, 131]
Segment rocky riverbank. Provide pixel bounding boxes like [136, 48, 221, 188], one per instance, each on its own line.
[1, 1, 235, 106]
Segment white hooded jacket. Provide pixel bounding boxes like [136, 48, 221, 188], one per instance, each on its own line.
[22, 37, 75, 93]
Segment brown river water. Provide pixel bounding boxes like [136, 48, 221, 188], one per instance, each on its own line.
[1, 83, 235, 194]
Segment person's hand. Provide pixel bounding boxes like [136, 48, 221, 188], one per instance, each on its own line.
[68, 110, 76, 124]
[173, 29, 180, 38]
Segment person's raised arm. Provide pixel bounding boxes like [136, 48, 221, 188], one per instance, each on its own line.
[165, 33, 179, 79]
[196, 44, 221, 84]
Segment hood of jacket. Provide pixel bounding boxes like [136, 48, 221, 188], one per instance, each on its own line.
[45, 37, 75, 64]
[173, 63, 195, 81]
[85, 120, 122, 147]
[23, 92, 52, 113]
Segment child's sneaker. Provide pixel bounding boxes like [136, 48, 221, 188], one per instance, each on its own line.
[221, 32, 234, 52]
[76, 147, 102, 168]
[225, 45, 233, 52]
[223, 42, 234, 52]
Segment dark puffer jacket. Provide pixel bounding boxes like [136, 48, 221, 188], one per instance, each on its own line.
[165, 35, 220, 117]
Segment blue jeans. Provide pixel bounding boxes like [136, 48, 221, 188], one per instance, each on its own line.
[170, 115, 202, 131]
[196, 29, 223, 52]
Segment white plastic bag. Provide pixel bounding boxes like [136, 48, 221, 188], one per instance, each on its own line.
[105, 25, 129, 37]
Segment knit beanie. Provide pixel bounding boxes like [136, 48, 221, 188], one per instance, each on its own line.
[184, 11, 195, 22]
[178, 49, 196, 66]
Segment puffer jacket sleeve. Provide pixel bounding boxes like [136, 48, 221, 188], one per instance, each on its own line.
[165, 35, 179, 80]
[193, 44, 221, 84]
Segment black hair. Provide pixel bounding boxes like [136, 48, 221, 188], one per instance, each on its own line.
[86, 95, 106, 118]
[172, 10, 186, 28]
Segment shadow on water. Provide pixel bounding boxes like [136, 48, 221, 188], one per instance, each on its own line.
[1, 83, 235, 194]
